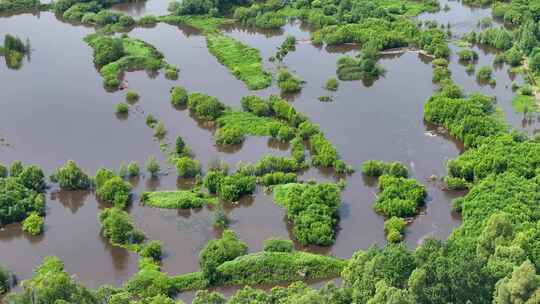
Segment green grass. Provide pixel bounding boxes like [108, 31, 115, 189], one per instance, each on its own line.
[512, 94, 538, 114]
[206, 34, 272, 90]
[217, 111, 286, 136]
[172, 272, 207, 291]
[141, 190, 217, 209]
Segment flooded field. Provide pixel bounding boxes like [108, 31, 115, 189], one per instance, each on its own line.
[1, 0, 537, 299]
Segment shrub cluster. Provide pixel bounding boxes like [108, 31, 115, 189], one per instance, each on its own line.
[361, 160, 409, 178]
[141, 190, 216, 209]
[273, 182, 342, 246]
[203, 171, 256, 202]
[98, 207, 145, 247]
[95, 168, 132, 208]
[374, 175, 427, 218]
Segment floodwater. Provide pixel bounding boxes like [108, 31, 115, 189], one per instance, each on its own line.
[0, 0, 535, 299]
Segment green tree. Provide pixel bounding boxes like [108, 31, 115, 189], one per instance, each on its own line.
[493, 260, 540, 304]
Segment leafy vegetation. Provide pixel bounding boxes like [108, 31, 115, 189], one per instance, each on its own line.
[0, 174, 45, 226]
[206, 34, 271, 90]
[141, 190, 217, 209]
[277, 69, 303, 94]
[22, 212, 44, 235]
[273, 182, 342, 246]
[98, 207, 144, 248]
[374, 175, 426, 218]
[95, 168, 132, 208]
[1, 34, 28, 69]
[361, 160, 409, 178]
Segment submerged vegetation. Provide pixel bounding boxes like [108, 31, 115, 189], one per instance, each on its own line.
[0, 34, 28, 69]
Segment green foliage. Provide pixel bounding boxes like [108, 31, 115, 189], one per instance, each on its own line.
[260, 172, 297, 186]
[95, 169, 131, 209]
[457, 48, 478, 61]
[493, 260, 540, 304]
[217, 111, 286, 137]
[98, 207, 144, 246]
[273, 182, 341, 246]
[199, 229, 248, 283]
[187, 92, 226, 121]
[125, 258, 175, 298]
[325, 77, 339, 91]
[477, 27, 513, 50]
[337, 51, 384, 81]
[138, 15, 158, 27]
[476, 66, 493, 82]
[384, 217, 406, 243]
[140, 240, 163, 261]
[273, 35, 296, 61]
[176, 157, 201, 178]
[146, 114, 158, 127]
[126, 90, 139, 103]
[175, 136, 187, 155]
[0, 177, 45, 226]
[192, 290, 226, 304]
[374, 175, 426, 218]
[145, 155, 160, 177]
[85, 34, 167, 90]
[0, 265, 9, 295]
[0, 0, 40, 13]
[216, 251, 347, 285]
[263, 237, 293, 252]
[22, 212, 44, 235]
[116, 102, 129, 114]
[170, 86, 188, 107]
[5, 256, 97, 304]
[240, 95, 270, 116]
[206, 34, 271, 90]
[18, 164, 46, 192]
[216, 127, 245, 145]
[50, 160, 92, 190]
[127, 161, 140, 177]
[310, 133, 338, 167]
[424, 92, 506, 148]
[141, 190, 216, 209]
[238, 155, 300, 176]
[277, 69, 302, 94]
[10, 160, 23, 177]
[0, 163, 7, 178]
[342, 244, 416, 303]
[154, 121, 167, 139]
[361, 160, 409, 178]
[512, 94, 538, 114]
[213, 204, 229, 229]
[216, 173, 256, 202]
[165, 64, 179, 80]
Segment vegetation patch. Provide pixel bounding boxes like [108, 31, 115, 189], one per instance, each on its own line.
[141, 190, 217, 209]
[273, 182, 342, 246]
[206, 34, 271, 90]
[217, 111, 287, 136]
[1, 34, 28, 69]
[85, 33, 169, 90]
[374, 175, 427, 218]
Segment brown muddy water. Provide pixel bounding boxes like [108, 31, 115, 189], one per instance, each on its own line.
[0, 0, 537, 300]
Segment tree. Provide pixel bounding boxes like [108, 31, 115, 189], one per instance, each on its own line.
[176, 157, 201, 178]
[0, 177, 45, 225]
[22, 212, 44, 235]
[19, 165, 46, 192]
[50, 160, 92, 190]
[98, 208, 144, 245]
[493, 260, 540, 304]
[175, 136, 186, 155]
[146, 155, 160, 177]
[0, 265, 10, 295]
[199, 229, 247, 283]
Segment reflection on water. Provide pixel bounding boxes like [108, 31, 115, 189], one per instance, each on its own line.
[0, 0, 536, 294]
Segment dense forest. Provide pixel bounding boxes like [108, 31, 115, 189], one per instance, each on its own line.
[2, 0, 540, 303]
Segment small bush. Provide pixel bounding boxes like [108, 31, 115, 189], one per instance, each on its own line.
[22, 212, 44, 236]
[126, 91, 139, 103]
[139, 240, 163, 261]
[325, 78, 339, 91]
[263, 238, 293, 252]
[146, 114, 157, 127]
[154, 121, 167, 139]
[260, 172, 297, 186]
[277, 70, 302, 94]
[361, 160, 408, 178]
[384, 217, 406, 243]
[216, 127, 245, 145]
[476, 66, 493, 81]
[176, 157, 201, 178]
[50, 160, 92, 190]
[164, 65, 179, 80]
[116, 102, 129, 114]
[145, 155, 160, 177]
[457, 49, 478, 61]
[171, 86, 188, 107]
[127, 162, 140, 177]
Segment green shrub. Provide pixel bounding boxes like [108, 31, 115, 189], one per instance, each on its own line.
[444, 176, 467, 190]
[263, 238, 293, 252]
[127, 162, 140, 177]
[138, 15, 158, 27]
[325, 78, 339, 91]
[238, 155, 300, 176]
[170, 86, 188, 107]
[141, 190, 216, 209]
[10, 161, 23, 177]
[50, 160, 92, 190]
[19, 165, 46, 192]
[98, 207, 144, 246]
[217, 174, 256, 202]
[277, 70, 302, 94]
[126, 91, 139, 103]
[145, 155, 160, 177]
[240, 95, 270, 116]
[298, 121, 321, 139]
[203, 170, 225, 194]
[164, 64, 179, 80]
[116, 102, 129, 114]
[273, 183, 341, 246]
[374, 175, 426, 218]
[199, 229, 248, 283]
[22, 212, 44, 236]
[154, 121, 167, 139]
[216, 127, 245, 145]
[0, 265, 9, 294]
[310, 133, 338, 167]
[139, 240, 163, 261]
[476, 66, 493, 81]
[176, 157, 201, 178]
[146, 114, 157, 127]
[384, 217, 406, 243]
[213, 205, 229, 229]
[0, 163, 7, 178]
[457, 49, 478, 61]
[188, 93, 226, 121]
[96, 174, 132, 209]
[260, 172, 297, 186]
